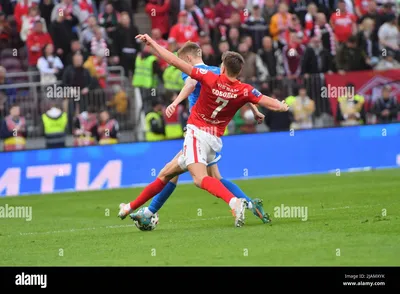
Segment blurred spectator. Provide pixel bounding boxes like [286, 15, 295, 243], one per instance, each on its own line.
[145, 99, 165, 141]
[378, 14, 399, 61]
[51, 0, 82, 24]
[98, 2, 120, 42]
[287, 0, 308, 26]
[216, 40, 230, 63]
[374, 48, 400, 70]
[235, 0, 248, 23]
[336, 83, 365, 126]
[77, 0, 94, 26]
[237, 42, 258, 85]
[162, 56, 184, 104]
[113, 12, 139, 78]
[262, 0, 277, 26]
[227, 27, 241, 52]
[336, 35, 370, 73]
[286, 14, 308, 46]
[26, 20, 53, 69]
[202, 0, 216, 37]
[146, 0, 170, 40]
[151, 28, 168, 69]
[62, 53, 91, 113]
[356, 17, 379, 66]
[90, 26, 108, 55]
[242, 5, 268, 52]
[0, 104, 26, 151]
[37, 43, 63, 84]
[80, 15, 107, 52]
[83, 47, 107, 89]
[132, 46, 163, 112]
[73, 106, 97, 146]
[168, 10, 198, 47]
[20, 5, 47, 41]
[64, 39, 89, 67]
[286, 85, 315, 130]
[354, 0, 370, 18]
[257, 36, 285, 80]
[312, 13, 336, 58]
[0, 66, 16, 108]
[41, 102, 68, 148]
[0, 11, 11, 50]
[330, 0, 357, 44]
[372, 85, 398, 124]
[359, 1, 378, 24]
[233, 103, 257, 134]
[96, 109, 119, 144]
[304, 2, 318, 38]
[301, 36, 333, 75]
[264, 89, 291, 131]
[269, 2, 292, 45]
[14, 0, 37, 32]
[39, 0, 54, 28]
[0, 0, 14, 17]
[215, 0, 237, 27]
[185, 0, 205, 34]
[107, 84, 128, 115]
[201, 43, 218, 66]
[282, 31, 306, 79]
[50, 7, 79, 64]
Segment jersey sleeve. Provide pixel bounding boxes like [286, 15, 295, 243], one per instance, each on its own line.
[247, 86, 263, 104]
[181, 71, 189, 82]
[190, 67, 217, 86]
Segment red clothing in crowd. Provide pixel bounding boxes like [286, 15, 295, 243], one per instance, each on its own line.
[330, 11, 357, 43]
[215, 1, 237, 26]
[168, 23, 199, 47]
[14, 0, 36, 32]
[354, 0, 370, 15]
[203, 7, 216, 29]
[26, 31, 53, 65]
[145, 0, 170, 36]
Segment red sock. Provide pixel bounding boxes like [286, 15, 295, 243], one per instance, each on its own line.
[200, 176, 235, 204]
[129, 178, 167, 210]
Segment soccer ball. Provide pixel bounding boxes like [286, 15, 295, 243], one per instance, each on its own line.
[131, 207, 159, 231]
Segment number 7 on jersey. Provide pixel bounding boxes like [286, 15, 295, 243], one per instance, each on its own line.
[211, 97, 229, 119]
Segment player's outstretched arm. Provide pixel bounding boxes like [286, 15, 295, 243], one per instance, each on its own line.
[248, 103, 264, 124]
[166, 78, 197, 118]
[135, 34, 193, 76]
[258, 95, 289, 112]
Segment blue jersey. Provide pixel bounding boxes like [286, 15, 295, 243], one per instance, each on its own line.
[182, 64, 220, 111]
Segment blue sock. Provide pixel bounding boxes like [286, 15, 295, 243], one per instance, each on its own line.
[148, 182, 177, 214]
[220, 178, 252, 203]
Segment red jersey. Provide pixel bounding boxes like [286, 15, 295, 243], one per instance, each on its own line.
[330, 12, 357, 43]
[188, 67, 262, 137]
[168, 23, 199, 47]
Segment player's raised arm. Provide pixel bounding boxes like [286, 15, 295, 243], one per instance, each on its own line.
[258, 95, 289, 112]
[166, 78, 197, 118]
[135, 34, 193, 76]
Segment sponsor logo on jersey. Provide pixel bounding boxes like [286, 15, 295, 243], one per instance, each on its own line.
[199, 68, 208, 74]
[251, 88, 262, 97]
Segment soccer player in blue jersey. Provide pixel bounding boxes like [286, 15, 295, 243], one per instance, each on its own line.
[129, 42, 271, 224]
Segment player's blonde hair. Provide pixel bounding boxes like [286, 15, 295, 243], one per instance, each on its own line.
[177, 42, 202, 59]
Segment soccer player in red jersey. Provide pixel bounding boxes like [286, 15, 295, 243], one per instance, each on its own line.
[118, 34, 289, 227]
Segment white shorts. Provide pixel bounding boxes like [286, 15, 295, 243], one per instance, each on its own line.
[178, 124, 223, 170]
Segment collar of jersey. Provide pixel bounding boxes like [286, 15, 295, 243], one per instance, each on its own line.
[194, 63, 205, 66]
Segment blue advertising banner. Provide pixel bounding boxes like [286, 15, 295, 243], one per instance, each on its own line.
[1, 124, 399, 196]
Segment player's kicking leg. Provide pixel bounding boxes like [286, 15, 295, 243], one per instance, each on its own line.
[207, 163, 271, 224]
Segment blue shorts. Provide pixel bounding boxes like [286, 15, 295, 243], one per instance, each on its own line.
[207, 152, 222, 167]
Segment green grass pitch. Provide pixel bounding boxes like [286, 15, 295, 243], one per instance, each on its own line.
[0, 169, 399, 266]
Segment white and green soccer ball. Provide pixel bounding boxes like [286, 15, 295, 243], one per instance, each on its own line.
[131, 207, 159, 231]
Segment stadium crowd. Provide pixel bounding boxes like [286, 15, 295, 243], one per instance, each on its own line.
[0, 0, 399, 151]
